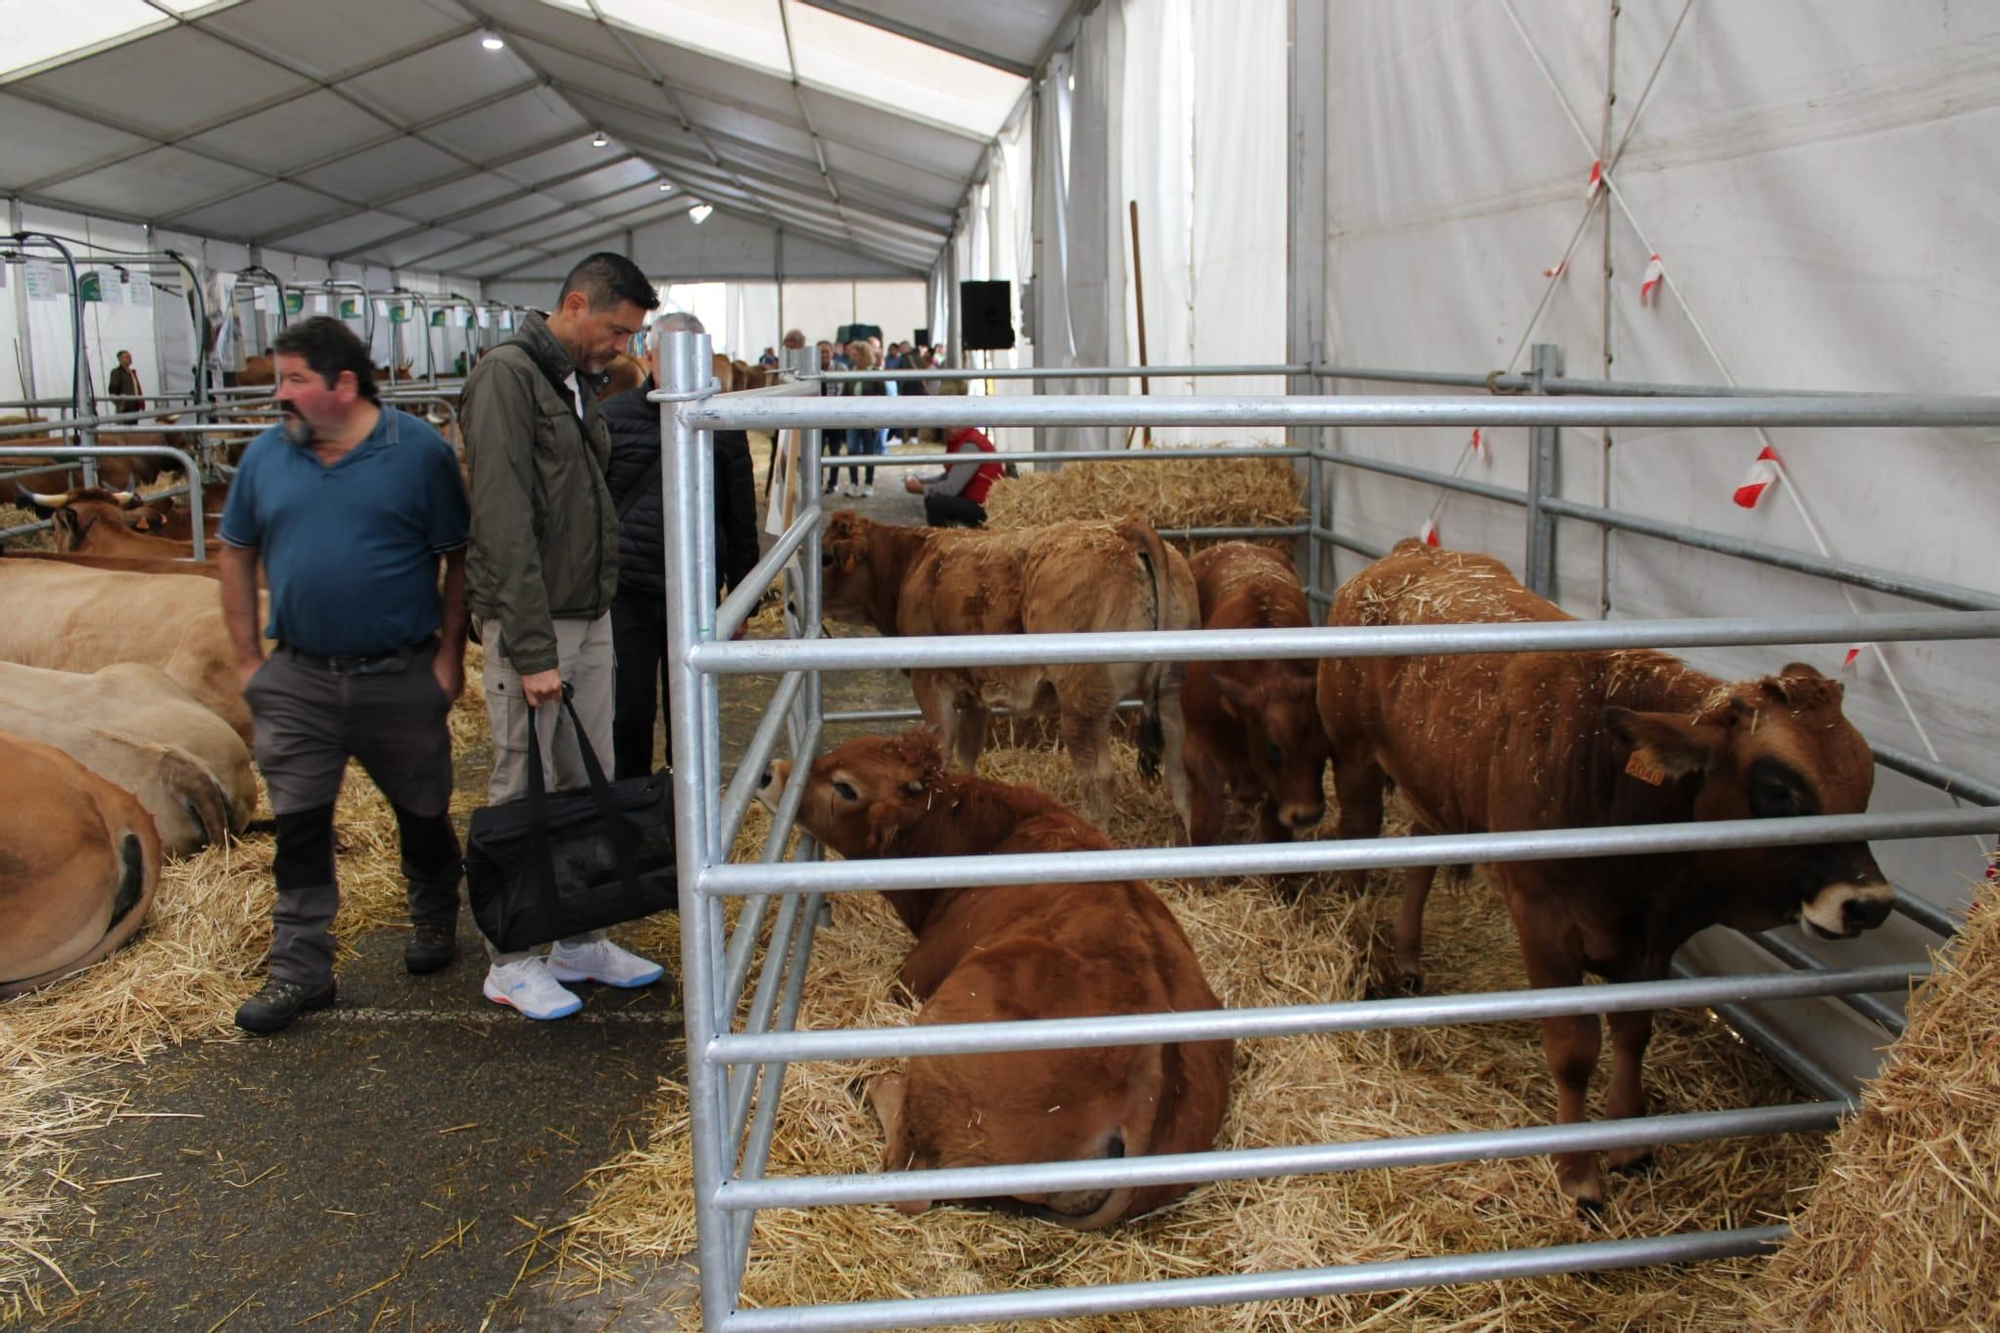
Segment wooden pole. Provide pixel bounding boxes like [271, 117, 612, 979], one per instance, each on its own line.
[1128, 199, 1152, 447]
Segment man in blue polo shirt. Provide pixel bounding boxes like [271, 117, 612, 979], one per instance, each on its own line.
[218, 316, 471, 1034]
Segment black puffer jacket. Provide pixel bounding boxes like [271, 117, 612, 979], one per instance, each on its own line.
[602, 377, 761, 601]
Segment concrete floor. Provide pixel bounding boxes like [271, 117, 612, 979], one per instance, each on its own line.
[26, 475, 927, 1331]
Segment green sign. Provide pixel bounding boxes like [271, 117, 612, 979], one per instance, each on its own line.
[389, 304, 410, 324]
[340, 298, 359, 319]
[77, 271, 103, 303]
[283, 291, 304, 315]
[430, 309, 446, 327]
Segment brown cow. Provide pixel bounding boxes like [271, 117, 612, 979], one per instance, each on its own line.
[1317, 540, 1893, 1209]
[0, 549, 223, 580]
[239, 355, 275, 387]
[124, 483, 230, 541]
[0, 732, 162, 1000]
[1182, 542, 1329, 845]
[27, 488, 206, 561]
[710, 352, 737, 393]
[595, 350, 648, 399]
[0, 560, 251, 744]
[818, 511, 1200, 828]
[757, 728, 1232, 1228]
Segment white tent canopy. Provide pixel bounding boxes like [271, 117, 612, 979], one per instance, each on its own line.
[0, 0, 1077, 282]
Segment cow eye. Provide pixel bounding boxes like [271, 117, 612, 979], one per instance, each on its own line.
[832, 780, 858, 801]
[820, 552, 835, 568]
[1756, 780, 1796, 815]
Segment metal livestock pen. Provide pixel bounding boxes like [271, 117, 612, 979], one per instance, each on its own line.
[649, 329, 2000, 1329]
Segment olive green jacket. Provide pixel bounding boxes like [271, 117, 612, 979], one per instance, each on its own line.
[461, 312, 618, 675]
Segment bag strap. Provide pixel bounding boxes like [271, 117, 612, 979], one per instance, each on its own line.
[523, 683, 650, 921]
[615, 451, 662, 523]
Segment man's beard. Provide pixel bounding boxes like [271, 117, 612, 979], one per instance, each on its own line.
[280, 408, 312, 446]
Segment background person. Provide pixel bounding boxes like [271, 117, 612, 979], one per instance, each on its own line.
[905, 424, 1002, 527]
[460, 252, 666, 1021]
[839, 340, 893, 497]
[107, 349, 144, 411]
[218, 317, 470, 1034]
[602, 312, 760, 780]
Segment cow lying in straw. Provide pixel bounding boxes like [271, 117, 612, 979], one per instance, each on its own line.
[1317, 539, 1894, 1209]
[817, 511, 1200, 831]
[758, 728, 1232, 1228]
[1, 732, 161, 999]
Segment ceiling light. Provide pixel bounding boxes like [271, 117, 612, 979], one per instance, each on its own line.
[591, 130, 609, 148]
[480, 30, 505, 50]
[658, 182, 672, 192]
[689, 204, 713, 225]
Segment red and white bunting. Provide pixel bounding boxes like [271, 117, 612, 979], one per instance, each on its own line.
[1470, 428, 1486, 459]
[1419, 518, 1440, 547]
[1586, 159, 1603, 198]
[1640, 252, 1665, 305]
[1543, 259, 1568, 279]
[1840, 644, 1868, 672]
[1732, 445, 1782, 510]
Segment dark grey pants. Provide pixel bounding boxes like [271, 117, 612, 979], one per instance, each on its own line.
[244, 640, 461, 985]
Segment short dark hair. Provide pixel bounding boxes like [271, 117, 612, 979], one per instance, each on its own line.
[558, 253, 660, 314]
[272, 317, 378, 402]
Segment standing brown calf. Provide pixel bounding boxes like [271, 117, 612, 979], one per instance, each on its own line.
[1182, 542, 1329, 844]
[1317, 539, 1893, 1209]
[758, 729, 1232, 1229]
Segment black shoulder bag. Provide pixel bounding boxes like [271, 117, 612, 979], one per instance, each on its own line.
[466, 686, 678, 951]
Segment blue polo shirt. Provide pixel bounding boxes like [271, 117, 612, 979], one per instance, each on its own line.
[221, 407, 469, 657]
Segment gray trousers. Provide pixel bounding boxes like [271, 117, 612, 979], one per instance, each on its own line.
[479, 613, 615, 964]
[245, 639, 460, 985]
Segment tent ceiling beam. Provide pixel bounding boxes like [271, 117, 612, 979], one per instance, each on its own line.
[151, 76, 553, 232]
[11, 20, 482, 194]
[366, 167, 683, 269]
[791, 0, 1037, 79]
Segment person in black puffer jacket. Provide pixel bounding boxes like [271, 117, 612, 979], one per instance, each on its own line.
[601, 316, 760, 779]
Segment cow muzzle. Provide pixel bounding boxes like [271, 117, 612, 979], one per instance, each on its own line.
[755, 760, 792, 812]
[1799, 880, 1895, 940]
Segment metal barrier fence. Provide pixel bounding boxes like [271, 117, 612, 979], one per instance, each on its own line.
[653, 334, 1996, 1329]
[0, 444, 209, 558]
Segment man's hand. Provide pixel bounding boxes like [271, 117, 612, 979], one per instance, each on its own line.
[519, 667, 564, 708]
[903, 475, 922, 494]
[433, 652, 466, 704]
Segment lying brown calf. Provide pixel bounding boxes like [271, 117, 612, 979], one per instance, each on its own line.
[759, 728, 1232, 1229]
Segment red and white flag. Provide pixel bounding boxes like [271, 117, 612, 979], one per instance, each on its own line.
[1586, 160, 1603, 198]
[1470, 428, 1486, 459]
[1639, 252, 1665, 304]
[1543, 259, 1568, 279]
[1840, 644, 1868, 672]
[1732, 445, 1782, 509]
[1419, 518, 1440, 547]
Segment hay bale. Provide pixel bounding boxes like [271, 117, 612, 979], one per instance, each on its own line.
[1757, 875, 1999, 1331]
[984, 451, 1302, 553]
[565, 737, 1822, 1330]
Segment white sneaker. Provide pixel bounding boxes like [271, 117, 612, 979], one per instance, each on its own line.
[483, 956, 582, 1019]
[861, 484, 874, 497]
[547, 939, 665, 989]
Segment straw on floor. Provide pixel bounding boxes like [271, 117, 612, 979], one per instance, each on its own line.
[563, 734, 1828, 1330]
[1756, 873, 1998, 1331]
[983, 451, 1303, 553]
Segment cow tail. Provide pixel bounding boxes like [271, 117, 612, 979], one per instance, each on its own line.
[1126, 520, 1174, 781]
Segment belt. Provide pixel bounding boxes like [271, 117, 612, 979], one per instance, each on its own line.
[279, 633, 439, 676]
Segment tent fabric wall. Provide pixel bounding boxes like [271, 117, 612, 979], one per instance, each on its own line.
[1314, 0, 2000, 1090]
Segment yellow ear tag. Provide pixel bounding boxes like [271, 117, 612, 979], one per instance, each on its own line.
[1624, 750, 1670, 786]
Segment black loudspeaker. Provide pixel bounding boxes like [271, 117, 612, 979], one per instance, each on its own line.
[914, 326, 930, 347]
[959, 281, 1014, 351]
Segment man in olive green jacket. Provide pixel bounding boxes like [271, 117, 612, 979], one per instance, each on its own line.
[461, 252, 665, 1020]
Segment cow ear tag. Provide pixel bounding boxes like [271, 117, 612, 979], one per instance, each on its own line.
[1624, 749, 1670, 786]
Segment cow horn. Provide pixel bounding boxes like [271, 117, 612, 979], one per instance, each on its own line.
[114, 490, 139, 505]
[24, 490, 69, 508]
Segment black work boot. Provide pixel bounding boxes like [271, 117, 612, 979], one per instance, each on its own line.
[404, 920, 457, 975]
[235, 976, 337, 1034]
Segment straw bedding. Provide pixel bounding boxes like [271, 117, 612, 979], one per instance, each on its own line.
[564, 735, 1828, 1330]
[1756, 873, 1999, 1331]
[0, 653, 489, 1321]
[983, 449, 1303, 554]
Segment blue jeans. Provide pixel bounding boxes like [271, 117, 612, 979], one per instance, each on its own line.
[845, 428, 885, 487]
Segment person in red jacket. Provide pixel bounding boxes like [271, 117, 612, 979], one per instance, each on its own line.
[904, 425, 1003, 526]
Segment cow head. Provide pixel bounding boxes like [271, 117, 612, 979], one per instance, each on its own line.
[818, 510, 878, 621]
[1604, 662, 1890, 940]
[757, 727, 945, 859]
[1213, 669, 1329, 833]
[125, 496, 174, 534]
